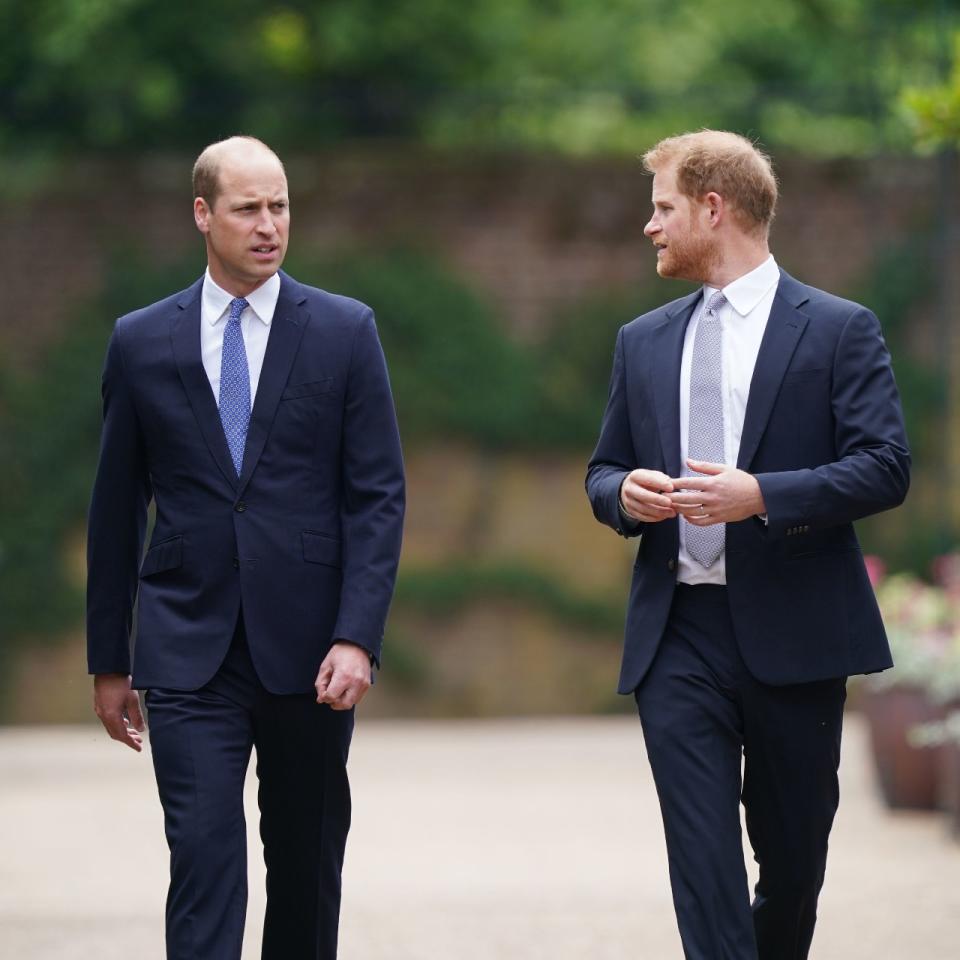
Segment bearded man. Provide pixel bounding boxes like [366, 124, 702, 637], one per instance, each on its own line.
[586, 130, 909, 959]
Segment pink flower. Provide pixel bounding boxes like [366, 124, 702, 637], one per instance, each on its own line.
[864, 554, 886, 589]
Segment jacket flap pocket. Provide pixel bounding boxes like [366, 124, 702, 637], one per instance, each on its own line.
[282, 378, 335, 400]
[782, 367, 829, 384]
[302, 531, 342, 568]
[140, 536, 183, 578]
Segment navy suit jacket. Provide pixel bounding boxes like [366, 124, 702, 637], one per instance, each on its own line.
[586, 270, 910, 694]
[86, 271, 405, 694]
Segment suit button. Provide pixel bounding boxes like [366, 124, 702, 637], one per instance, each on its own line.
[235, 502, 246, 513]
[667, 559, 676, 571]
[232, 558, 240, 570]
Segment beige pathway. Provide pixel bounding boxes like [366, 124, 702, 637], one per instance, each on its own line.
[0, 715, 957, 959]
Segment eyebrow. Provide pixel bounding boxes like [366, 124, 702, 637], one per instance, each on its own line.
[231, 196, 289, 207]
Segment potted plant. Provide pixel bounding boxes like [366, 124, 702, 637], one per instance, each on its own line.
[862, 562, 954, 810]
[910, 711, 960, 837]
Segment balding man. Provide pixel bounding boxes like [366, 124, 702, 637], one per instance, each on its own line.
[587, 131, 909, 958]
[87, 137, 405, 959]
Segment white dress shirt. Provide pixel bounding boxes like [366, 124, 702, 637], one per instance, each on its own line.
[200, 269, 280, 405]
[677, 255, 780, 585]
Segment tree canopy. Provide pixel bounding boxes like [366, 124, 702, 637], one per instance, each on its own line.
[3, 0, 956, 156]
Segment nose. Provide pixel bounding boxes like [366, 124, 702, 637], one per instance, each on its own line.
[255, 209, 275, 235]
[643, 216, 659, 237]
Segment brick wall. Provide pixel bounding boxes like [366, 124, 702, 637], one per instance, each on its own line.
[0, 149, 943, 365]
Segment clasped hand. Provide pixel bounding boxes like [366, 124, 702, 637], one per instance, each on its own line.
[620, 459, 766, 526]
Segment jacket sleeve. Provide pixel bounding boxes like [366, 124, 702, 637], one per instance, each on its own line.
[586, 326, 643, 538]
[332, 309, 406, 665]
[86, 323, 152, 675]
[755, 306, 911, 537]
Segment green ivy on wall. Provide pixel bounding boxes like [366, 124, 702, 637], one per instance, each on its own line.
[0, 239, 941, 673]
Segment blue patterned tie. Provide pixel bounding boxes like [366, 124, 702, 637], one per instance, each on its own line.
[219, 297, 251, 476]
[685, 290, 727, 567]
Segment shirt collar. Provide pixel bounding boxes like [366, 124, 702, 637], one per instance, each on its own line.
[202, 269, 280, 326]
[702, 255, 779, 318]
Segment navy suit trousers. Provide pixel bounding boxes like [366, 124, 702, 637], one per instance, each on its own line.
[146, 617, 354, 960]
[635, 585, 846, 960]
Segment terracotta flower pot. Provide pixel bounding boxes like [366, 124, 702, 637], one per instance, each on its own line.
[938, 740, 960, 838]
[862, 685, 944, 810]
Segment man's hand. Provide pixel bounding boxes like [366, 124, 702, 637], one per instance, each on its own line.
[93, 674, 145, 752]
[619, 468, 678, 523]
[668, 459, 766, 525]
[315, 642, 372, 711]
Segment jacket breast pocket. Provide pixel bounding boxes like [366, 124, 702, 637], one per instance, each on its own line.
[281, 378, 336, 401]
[140, 535, 183, 578]
[302, 531, 342, 568]
[781, 367, 829, 387]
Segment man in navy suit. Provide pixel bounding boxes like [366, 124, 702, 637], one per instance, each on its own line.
[586, 131, 909, 959]
[87, 136, 405, 959]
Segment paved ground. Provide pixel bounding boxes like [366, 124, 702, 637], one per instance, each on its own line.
[1, 714, 957, 959]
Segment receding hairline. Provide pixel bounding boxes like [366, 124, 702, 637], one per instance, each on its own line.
[192, 136, 286, 206]
[641, 129, 778, 234]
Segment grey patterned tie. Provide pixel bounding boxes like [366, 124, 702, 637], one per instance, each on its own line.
[685, 290, 727, 567]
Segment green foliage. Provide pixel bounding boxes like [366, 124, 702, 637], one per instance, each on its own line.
[847, 237, 943, 450]
[0, 253, 201, 644]
[533, 286, 692, 446]
[0, 233, 946, 653]
[382, 560, 628, 698]
[3, 0, 956, 156]
[292, 248, 669, 450]
[294, 250, 540, 448]
[0, 314, 106, 641]
[844, 234, 947, 572]
[0, 244, 642, 652]
[901, 32, 960, 148]
[376, 627, 434, 692]
[394, 562, 624, 634]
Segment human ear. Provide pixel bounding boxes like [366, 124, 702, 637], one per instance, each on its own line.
[194, 197, 211, 234]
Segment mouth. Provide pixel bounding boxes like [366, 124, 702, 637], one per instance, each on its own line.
[250, 244, 279, 259]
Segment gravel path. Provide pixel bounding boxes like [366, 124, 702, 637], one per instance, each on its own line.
[1, 715, 957, 958]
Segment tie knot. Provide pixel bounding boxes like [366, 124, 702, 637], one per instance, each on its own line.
[229, 297, 249, 322]
[705, 291, 726, 316]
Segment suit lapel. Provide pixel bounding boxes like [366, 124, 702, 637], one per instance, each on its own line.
[237, 274, 309, 494]
[737, 272, 810, 471]
[171, 278, 240, 490]
[651, 291, 700, 476]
